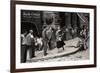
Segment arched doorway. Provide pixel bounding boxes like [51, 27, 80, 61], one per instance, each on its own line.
[21, 21, 38, 37]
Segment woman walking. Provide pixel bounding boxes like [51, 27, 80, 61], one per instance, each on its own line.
[56, 26, 65, 52]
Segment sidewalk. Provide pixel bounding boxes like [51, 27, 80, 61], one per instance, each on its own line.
[27, 37, 81, 62]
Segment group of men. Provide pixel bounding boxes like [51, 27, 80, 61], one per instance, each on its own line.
[21, 26, 54, 63]
[21, 30, 35, 63]
[21, 24, 88, 63]
[21, 25, 65, 63]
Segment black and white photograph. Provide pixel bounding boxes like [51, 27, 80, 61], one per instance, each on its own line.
[11, 1, 96, 72]
[21, 10, 90, 63]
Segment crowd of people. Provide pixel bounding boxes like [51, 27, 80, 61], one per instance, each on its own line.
[21, 25, 66, 63]
[21, 24, 88, 63]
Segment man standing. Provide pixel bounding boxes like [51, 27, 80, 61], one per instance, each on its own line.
[26, 30, 35, 60]
[42, 25, 53, 56]
[79, 25, 87, 50]
[21, 31, 27, 63]
[42, 26, 49, 56]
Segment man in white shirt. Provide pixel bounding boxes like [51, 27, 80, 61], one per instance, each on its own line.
[25, 30, 35, 60]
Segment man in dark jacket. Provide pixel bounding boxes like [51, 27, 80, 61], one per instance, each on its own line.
[21, 31, 27, 63]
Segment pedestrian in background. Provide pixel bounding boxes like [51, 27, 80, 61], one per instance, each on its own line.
[79, 25, 87, 50]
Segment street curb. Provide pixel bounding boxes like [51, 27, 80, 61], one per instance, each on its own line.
[28, 47, 79, 62]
